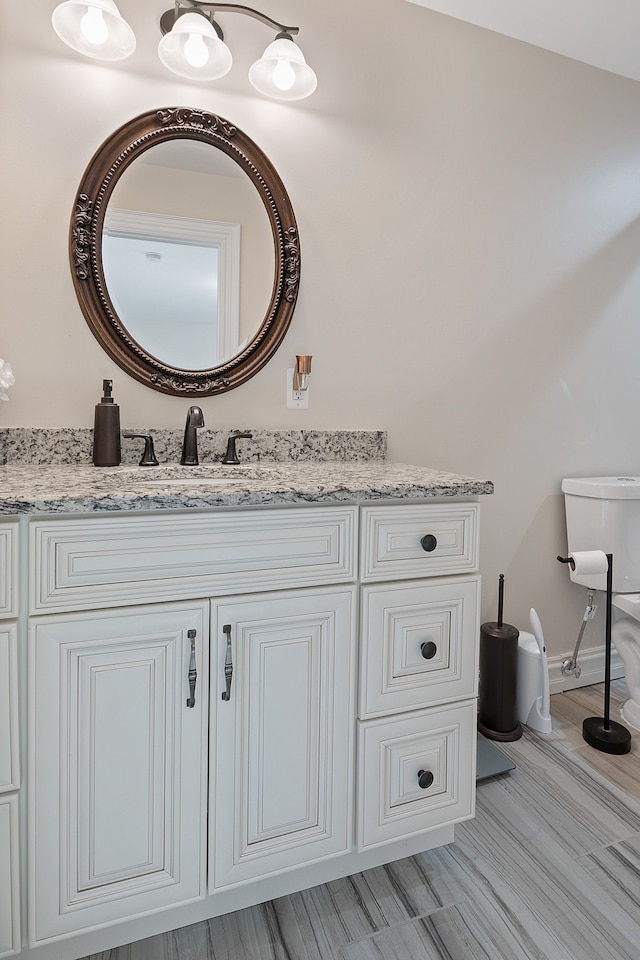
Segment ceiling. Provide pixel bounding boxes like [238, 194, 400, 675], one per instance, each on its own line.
[406, 0, 640, 84]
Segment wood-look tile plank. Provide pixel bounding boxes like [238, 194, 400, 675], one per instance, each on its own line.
[339, 901, 575, 960]
[80, 683, 640, 960]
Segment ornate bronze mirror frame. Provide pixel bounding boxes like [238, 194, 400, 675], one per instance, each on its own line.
[71, 106, 300, 396]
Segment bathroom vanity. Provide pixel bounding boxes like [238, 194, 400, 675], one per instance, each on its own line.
[0, 448, 492, 959]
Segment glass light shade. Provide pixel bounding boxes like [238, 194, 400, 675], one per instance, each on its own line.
[249, 37, 317, 101]
[158, 12, 232, 81]
[52, 0, 136, 61]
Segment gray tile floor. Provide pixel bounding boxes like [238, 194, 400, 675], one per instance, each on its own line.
[83, 681, 640, 960]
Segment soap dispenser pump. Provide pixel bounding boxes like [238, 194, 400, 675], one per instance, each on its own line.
[93, 379, 121, 466]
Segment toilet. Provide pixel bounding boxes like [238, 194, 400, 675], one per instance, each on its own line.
[562, 476, 640, 731]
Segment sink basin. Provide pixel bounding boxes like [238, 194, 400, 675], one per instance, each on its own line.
[110, 464, 283, 486]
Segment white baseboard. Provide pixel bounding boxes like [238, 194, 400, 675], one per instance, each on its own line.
[548, 648, 625, 694]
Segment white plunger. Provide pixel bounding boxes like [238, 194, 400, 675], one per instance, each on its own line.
[528, 608, 553, 733]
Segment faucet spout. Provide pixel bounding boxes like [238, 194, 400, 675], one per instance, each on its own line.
[181, 406, 205, 465]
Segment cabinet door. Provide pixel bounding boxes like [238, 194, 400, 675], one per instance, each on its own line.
[29, 602, 208, 945]
[0, 625, 19, 793]
[211, 587, 355, 891]
[0, 793, 20, 958]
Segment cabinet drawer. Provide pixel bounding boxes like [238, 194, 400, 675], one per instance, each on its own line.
[360, 576, 480, 718]
[357, 700, 475, 850]
[0, 523, 18, 620]
[29, 507, 357, 613]
[360, 503, 479, 582]
[0, 793, 20, 958]
[0, 626, 19, 793]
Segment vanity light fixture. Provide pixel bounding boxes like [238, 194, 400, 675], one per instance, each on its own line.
[52, 1, 316, 99]
[159, 2, 317, 100]
[52, 0, 136, 61]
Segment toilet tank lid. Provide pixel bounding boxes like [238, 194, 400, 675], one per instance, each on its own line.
[562, 477, 640, 499]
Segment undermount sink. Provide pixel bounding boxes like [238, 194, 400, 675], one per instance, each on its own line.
[110, 464, 283, 486]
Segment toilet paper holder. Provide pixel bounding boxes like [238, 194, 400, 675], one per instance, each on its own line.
[557, 552, 631, 755]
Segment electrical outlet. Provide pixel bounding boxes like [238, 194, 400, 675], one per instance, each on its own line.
[286, 367, 309, 409]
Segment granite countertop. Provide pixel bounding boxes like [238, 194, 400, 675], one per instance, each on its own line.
[0, 461, 494, 515]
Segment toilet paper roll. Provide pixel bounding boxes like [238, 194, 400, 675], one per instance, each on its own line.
[569, 550, 609, 577]
[568, 550, 609, 589]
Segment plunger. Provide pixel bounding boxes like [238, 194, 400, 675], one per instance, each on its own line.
[478, 574, 522, 741]
[582, 554, 631, 754]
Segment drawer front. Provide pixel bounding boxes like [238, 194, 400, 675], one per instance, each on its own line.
[29, 507, 357, 613]
[0, 793, 20, 958]
[360, 576, 480, 718]
[358, 701, 475, 850]
[360, 503, 479, 582]
[0, 625, 19, 793]
[0, 524, 18, 620]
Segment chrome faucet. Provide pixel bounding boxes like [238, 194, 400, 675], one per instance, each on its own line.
[180, 406, 204, 465]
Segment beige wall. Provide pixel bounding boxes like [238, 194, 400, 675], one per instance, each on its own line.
[3, 0, 640, 660]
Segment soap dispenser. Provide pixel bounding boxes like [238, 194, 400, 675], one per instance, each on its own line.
[93, 379, 121, 466]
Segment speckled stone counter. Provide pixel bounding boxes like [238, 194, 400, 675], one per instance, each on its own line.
[0, 428, 387, 465]
[0, 428, 492, 514]
[0, 462, 493, 515]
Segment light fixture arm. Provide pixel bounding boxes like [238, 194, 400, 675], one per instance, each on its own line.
[160, 1, 300, 38]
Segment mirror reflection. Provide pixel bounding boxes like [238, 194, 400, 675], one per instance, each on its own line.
[102, 140, 274, 370]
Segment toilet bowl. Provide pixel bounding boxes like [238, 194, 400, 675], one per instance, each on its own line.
[562, 476, 640, 731]
[612, 595, 640, 730]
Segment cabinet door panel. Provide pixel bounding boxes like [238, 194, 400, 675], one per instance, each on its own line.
[0, 626, 19, 793]
[0, 523, 18, 620]
[29, 602, 208, 944]
[211, 587, 355, 890]
[360, 577, 480, 717]
[0, 794, 20, 958]
[358, 700, 476, 850]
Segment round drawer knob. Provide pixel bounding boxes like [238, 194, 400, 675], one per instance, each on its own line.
[420, 534, 438, 553]
[417, 769, 434, 790]
[421, 641, 437, 660]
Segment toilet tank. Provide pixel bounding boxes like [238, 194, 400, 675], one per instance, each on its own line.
[561, 477, 640, 593]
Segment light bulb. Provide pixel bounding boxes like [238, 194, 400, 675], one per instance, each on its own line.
[80, 5, 109, 46]
[183, 31, 209, 69]
[272, 58, 296, 91]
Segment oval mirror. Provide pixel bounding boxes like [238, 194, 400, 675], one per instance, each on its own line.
[71, 107, 300, 396]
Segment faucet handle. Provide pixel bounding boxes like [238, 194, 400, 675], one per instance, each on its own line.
[123, 433, 159, 466]
[222, 431, 253, 465]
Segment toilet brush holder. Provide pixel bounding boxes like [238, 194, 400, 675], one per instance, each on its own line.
[478, 574, 523, 742]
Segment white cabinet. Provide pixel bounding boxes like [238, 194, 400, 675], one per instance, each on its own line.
[0, 523, 18, 620]
[21, 498, 481, 957]
[357, 504, 480, 851]
[29, 602, 208, 944]
[0, 522, 20, 959]
[358, 701, 475, 850]
[0, 794, 20, 958]
[0, 625, 19, 794]
[211, 587, 356, 890]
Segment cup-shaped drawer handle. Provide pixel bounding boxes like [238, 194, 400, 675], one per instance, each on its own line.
[418, 769, 434, 790]
[420, 534, 438, 553]
[421, 641, 437, 660]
